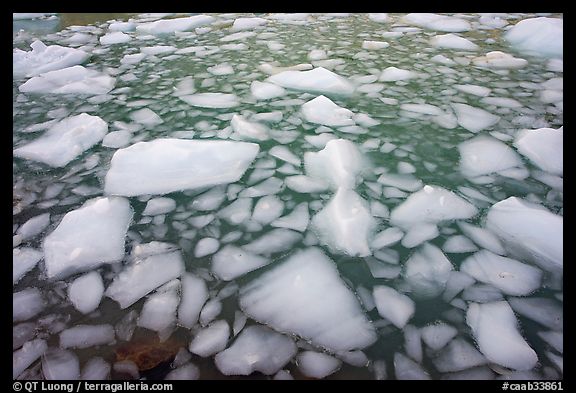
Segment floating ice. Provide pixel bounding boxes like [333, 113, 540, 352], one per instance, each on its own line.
[508, 297, 563, 331]
[106, 251, 184, 309]
[189, 320, 229, 357]
[285, 175, 329, 193]
[390, 185, 478, 229]
[432, 338, 487, 372]
[459, 135, 527, 180]
[43, 197, 132, 279]
[220, 31, 256, 42]
[454, 84, 491, 97]
[100, 32, 131, 45]
[81, 357, 110, 380]
[312, 188, 376, 257]
[304, 139, 367, 190]
[362, 40, 389, 50]
[137, 288, 179, 333]
[217, 198, 253, 225]
[231, 17, 268, 31]
[403, 13, 471, 32]
[165, 363, 200, 380]
[14, 113, 108, 168]
[230, 114, 270, 141]
[457, 222, 505, 255]
[421, 322, 458, 350]
[460, 250, 542, 296]
[252, 195, 285, 225]
[472, 51, 528, 69]
[102, 131, 131, 148]
[16, 213, 50, 242]
[250, 81, 286, 100]
[371, 227, 404, 249]
[142, 197, 176, 216]
[243, 229, 301, 256]
[68, 271, 104, 314]
[130, 108, 163, 126]
[240, 247, 377, 352]
[514, 127, 563, 176]
[136, 15, 215, 35]
[13, 248, 42, 285]
[59, 324, 115, 349]
[505, 17, 563, 58]
[211, 245, 270, 281]
[401, 223, 439, 248]
[194, 237, 220, 258]
[297, 351, 342, 378]
[269, 145, 301, 166]
[199, 299, 222, 326]
[467, 301, 538, 371]
[13, 288, 45, 322]
[394, 352, 431, 380]
[42, 348, 80, 380]
[190, 186, 226, 211]
[430, 34, 478, 50]
[19, 65, 116, 95]
[271, 202, 310, 232]
[104, 139, 259, 196]
[267, 67, 354, 96]
[377, 173, 423, 192]
[450, 103, 500, 133]
[373, 285, 415, 329]
[486, 197, 562, 272]
[442, 235, 478, 253]
[13, 13, 56, 20]
[180, 93, 239, 108]
[379, 67, 417, 82]
[301, 95, 355, 127]
[403, 243, 453, 298]
[215, 325, 297, 375]
[13, 40, 90, 78]
[207, 63, 234, 75]
[178, 273, 208, 328]
[13, 339, 47, 379]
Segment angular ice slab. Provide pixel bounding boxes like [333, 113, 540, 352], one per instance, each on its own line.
[505, 17, 563, 58]
[250, 80, 286, 100]
[403, 243, 453, 298]
[403, 13, 471, 32]
[106, 251, 184, 309]
[459, 135, 527, 180]
[19, 65, 116, 95]
[450, 103, 500, 133]
[230, 114, 270, 141]
[189, 320, 229, 357]
[178, 273, 208, 329]
[301, 95, 355, 127]
[135, 15, 215, 35]
[486, 197, 562, 272]
[13, 339, 48, 379]
[467, 301, 538, 371]
[59, 324, 115, 349]
[239, 247, 377, 352]
[104, 139, 259, 196]
[137, 288, 179, 333]
[231, 17, 268, 31]
[311, 188, 376, 257]
[13, 248, 42, 285]
[68, 271, 105, 314]
[180, 93, 240, 108]
[461, 250, 542, 296]
[215, 325, 297, 376]
[514, 127, 563, 176]
[297, 351, 342, 378]
[211, 245, 270, 281]
[271, 202, 310, 232]
[43, 197, 133, 279]
[430, 33, 478, 50]
[472, 51, 528, 69]
[267, 67, 354, 96]
[14, 113, 108, 168]
[373, 286, 415, 329]
[13, 40, 90, 78]
[304, 139, 367, 190]
[390, 185, 478, 229]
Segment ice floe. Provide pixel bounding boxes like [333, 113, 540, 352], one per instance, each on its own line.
[19, 65, 115, 95]
[14, 40, 90, 78]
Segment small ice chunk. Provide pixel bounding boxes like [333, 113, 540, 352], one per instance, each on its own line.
[43, 197, 132, 279]
[178, 273, 208, 329]
[16, 213, 50, 241]
[403, 243, 453, 298]
[514, 127, 563, 176]
[199, 299, 222, 326]
[267, 67, 354, 96]
[394, 352, 430, 380]
[190, 186, 226, 211]
[100, 31, 131, 45]
[486, 197, 562, 272]
[189, 320, 229, 357]
[472, 51, 528, 69]
[231, 114, 270, 141]
[252, 195, 284, 225]
[457, 222, 505, 255]
[297, 351, 342, 378]
[180, 92, 239, 108]
[13, 288, 44, 322]
[508, 297, 562, 331]
[165, 363, 200, 380]
[42, 348, 80, 380]
[13, 40, 90, 78]
[102, 131, 131, 148]
[403, 13, 471, 32]
[217, 198, 253, 225]
[304, 139, 367, 190]
[104, 139, 259, 196]
[194, 238, 219, 258]
[454, 84, 491, 97]
[390, 185, 478, 229]
[504, 17, 563, 58]
[135, 15, 215, 35]
[401, 223, 439, 248]
[19, 65, 115, 95]
[481, 97, 523, 108]
[421, 322, 458, 350]
[220, 31, 256, 41]
[14, 113, 108, 167]
[377, 173, 423, 192]
[13, 248, 42, 285]
[442, 271, 476, 302]
[430, 33, 478, 50]
[442, 235, 478, 253]
[59, 324, 115, 349]
[273, 370, 294, 380]
[13, 339, 47, 379]
[207, 63, 234, 75]
[269, 145, 301, 166]
[142, 197, 176, 216]
[231, 17, 268, 31]
[215, 325, 297, 375]
[538, 331, 563, 354]
[451, 103, 500, 133]
[301, 95, 355, 127]
[81, 357, 110, 380]
[433, 338, 487, 372]
[373, 286, 415, 329]
[251, 81, 286, 100]
[240, 247, 377, 352]
[243, 229, 301, 256]
[211, 245, 270, 281]
[379, 67, 417, 82]
[467, 301, 538, 371]
[129, 108, 163, 126]
[137, 287, 179, 333]
[68, 271, 104, 314]
[311, 188, 376, 257]
[239, 177, 283, 198]
[106, 251, 184, 309]
[460, 250, 542, 296]
[285, 175, 329, 193]
[371, 227, 404, 249]
[362, 40, 389, 50]
[271, 202, 310, 232]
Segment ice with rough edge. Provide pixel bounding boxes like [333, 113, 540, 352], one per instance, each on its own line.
[250, 80, 286, 100]
[165, 363, 200, 380]
[457, 222, 505, 255]
[231, 17, 268, 31]
[230, 114, 270, 141]
[211, 245, 270, 281]
[180, 93, 239, 108]
[311, 187, 376, 257]
[297, 351, 342, 378]
[432, 338, 487, 372]
[403, 243, 454, 298]
[214, 325, 297, 375]
[394, 352, 431, 380]
[403, 13, 471, 32]
[421, 322, 458, 350]
[514, 127, 563, 176]
[100, 31, 131, 45]
[194, 238, 220, 258]
[271, 202, 310, 232]
[137, 289, 179, 333]
[43, 197, 133, 279]
[373, 285, 415, 329]
[252, 195, 284, 225]
[450, 103, 500, 133]
[59, 324, 115, 349]
[13, 40, 90, 78]
[505, 17, 562, 58]
[508, 297, 562, 331]
[130, 108, 163, 126]
[301, 95, 355, 127]
[142, 197, 176, 216]
[106, 251, 184, 309]
[269, 145, 301, 166]
[485, 197, 562, 272]
[42, 348, 80, 380]
[189, 320, 230, 357]
[472, 51, 528, 69]
[13, 339, 47, 379]
[459, 135, 526, 179]
[401, 223, 439, 248]
[442, 234, 479, 253]
[178, 273, 208, 329]
[14, 113, 108, 168]
[13, 288, 44, 322]
[242, 228, 301, 256]
[466, 301, 538, 371]
[136, 15, 215, 35]
[430, 34, 478, 50]
[81, 357, 110, 380]
[285, 175, 329, 193]
[267, 67, 354, 96]
[13, 248, 43, 285]
[68, 271, 105, 314]
[104, 139, 259, 197]
[240, 247, 377, 352]
[371, 227, 404, 249]
[19, 65, 115, 95]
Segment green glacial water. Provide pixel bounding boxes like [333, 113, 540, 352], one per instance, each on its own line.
[13, 13, 562, 380]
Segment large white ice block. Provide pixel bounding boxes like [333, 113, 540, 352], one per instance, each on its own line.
[19, 65, 115, 95]
[13, 40, 90, 78]
[505, 17, 563, 58]
[267, 67, 354, 96]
